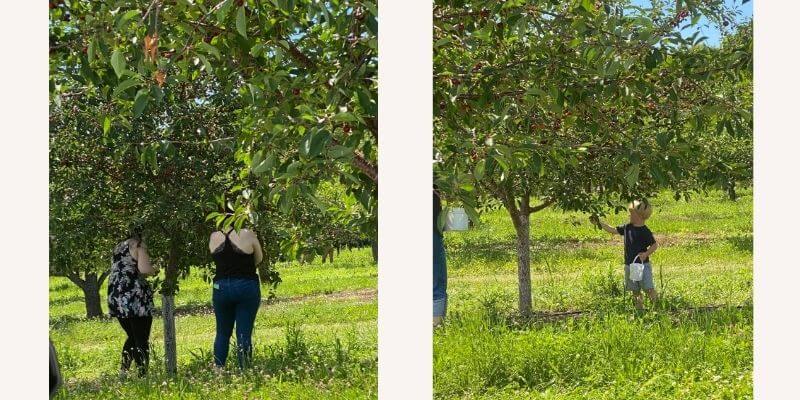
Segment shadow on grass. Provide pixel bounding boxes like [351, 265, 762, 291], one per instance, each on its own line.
[443, 284, 752, 334]
[49, 295, 85, 307]
[50, 281, 74, 293]
[49, 289, 378, 330]
[447, 236, 609, 268]
[726, 234, 753, 253]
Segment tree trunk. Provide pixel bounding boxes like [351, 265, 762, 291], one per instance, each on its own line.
[161, 294, 177, 375]
[511, 212, 532, 316]
[81, 273, 103, 319]
[371, 238, 378, 263]
[162, 241, 180, 375]
[258, 261, 271, 284]
[727, 181, 737, 201]
[64, 271, 108, 319]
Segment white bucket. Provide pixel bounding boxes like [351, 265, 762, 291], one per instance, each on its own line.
[629, 255, 645, 282]
[445, 208, 469, 231]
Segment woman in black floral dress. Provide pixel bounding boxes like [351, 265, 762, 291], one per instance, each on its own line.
[107, 228, 159, 376]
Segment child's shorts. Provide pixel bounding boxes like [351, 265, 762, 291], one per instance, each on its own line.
[624, 262, 655, 292]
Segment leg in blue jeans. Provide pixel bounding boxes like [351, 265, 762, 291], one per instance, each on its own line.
[433, 229, 447, 318]
[213, 282, 236, 366]
[234, 282, 261, 368]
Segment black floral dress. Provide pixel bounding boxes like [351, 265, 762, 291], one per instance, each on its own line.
[107, 240, 155, 318]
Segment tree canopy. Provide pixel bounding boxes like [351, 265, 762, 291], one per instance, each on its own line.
[433, 0, 752, 314]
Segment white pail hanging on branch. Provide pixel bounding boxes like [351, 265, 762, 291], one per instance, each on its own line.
[445, 208, 469, 231]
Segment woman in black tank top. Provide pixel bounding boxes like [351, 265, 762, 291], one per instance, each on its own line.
[209, 228, 264, 368]
[211, 230, 259, 281]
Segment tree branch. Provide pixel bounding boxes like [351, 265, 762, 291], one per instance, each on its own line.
[330, 138, 377, 183]
[529, 198, 555, 214]
[284, 38, 315, 70]
[98, 269, 111, 286]
[64, 271, 86, 289]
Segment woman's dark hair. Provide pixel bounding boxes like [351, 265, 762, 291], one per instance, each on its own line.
[127, 222, 144, 247]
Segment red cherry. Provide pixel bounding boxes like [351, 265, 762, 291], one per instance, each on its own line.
[343, 125, 351, 133]
[292, 88, 301, 96]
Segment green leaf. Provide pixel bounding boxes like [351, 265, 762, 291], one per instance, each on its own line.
[580, 0, 596, 13]
[247, 83, 261, 105]
[463, 205, 481, 227]
[526, 87, 547, 97]
[110, 50, 126, 79]
[112, 78, 140, 97]
[116, 9, 141, 30]
[309, 130, 331, 158]
[216, 0, 233, 24]
[272, 0, 292, 13]
[624, 164, 640, 188]
[299, 131, 314, 157]
[434, 37, 452, 48]
[357, 89, 376, 115]
[197, 54, 213, 73]
[253, 154, 276, 175]
[250, 43, 265, 58]
[333, 112, 358, 122]
[103, 117, 111, 134]
[236, 6, 247, 38]
[87, 38, 96, 62]
[645, 49, 661, 69]
[650, 166, 667, 185]
[133, 89, 149, 117]
[328, 145, 353, 159]
[473, 159, 486, 180]
[196, 42, 221, 60]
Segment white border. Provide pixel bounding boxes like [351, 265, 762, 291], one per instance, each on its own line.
[377, 0, 433, 398]
[0, 2, 49, 396]
[753, 1, 800, 398]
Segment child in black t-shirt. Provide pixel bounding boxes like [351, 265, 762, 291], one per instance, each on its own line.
[591, 200, 660, 311]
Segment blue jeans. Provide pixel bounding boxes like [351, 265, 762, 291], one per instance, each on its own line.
[433, 229, 447, 317]
[212, 278, 261, 368]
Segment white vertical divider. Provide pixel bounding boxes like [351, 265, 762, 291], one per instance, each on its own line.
[0, 2, 49, 397]
[753, 1, 800, 399]
[378, 0, 432, 399]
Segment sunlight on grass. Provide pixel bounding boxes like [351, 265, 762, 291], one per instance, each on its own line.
[434, 190, 752, 399]
[50, 248, 377, 399]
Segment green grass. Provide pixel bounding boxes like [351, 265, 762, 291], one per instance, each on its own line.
[50, 248, 377, 399]
[434, 189, 753, 399]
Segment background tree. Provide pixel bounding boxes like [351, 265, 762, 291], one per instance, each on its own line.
[49, 91, 154, 318]
[433, 0, 752, 315]
[694, 21, 753, 200]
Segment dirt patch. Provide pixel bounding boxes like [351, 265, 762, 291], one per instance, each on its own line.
[516, 304, 750, 323]
[49, 289, 378, 326]
[279, 288, 377, 304]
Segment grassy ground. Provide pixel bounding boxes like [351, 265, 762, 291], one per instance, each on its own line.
[434, 189, 753, 399]
[50, 248, 377, 399]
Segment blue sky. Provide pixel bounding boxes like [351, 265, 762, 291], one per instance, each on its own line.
[631, 0, 753, 46]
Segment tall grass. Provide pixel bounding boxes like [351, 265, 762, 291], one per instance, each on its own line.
[50, 248, 377, 399]
[434, 190, 753, 399]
